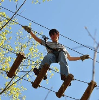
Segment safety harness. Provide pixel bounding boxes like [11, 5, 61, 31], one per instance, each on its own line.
[43, 36, 62, 62]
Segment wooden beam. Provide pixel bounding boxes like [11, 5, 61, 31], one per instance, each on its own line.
[7, 52, 25, 78]
[81, 80, 96, 100]
[32, 64, 49, 88]
[56, 74, 74, 98]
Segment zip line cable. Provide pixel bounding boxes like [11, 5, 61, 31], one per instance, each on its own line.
[0, 5, 50, 30]
[39, 85, 79, 100]
[64, 45, 99, 63]
[44, 87, 53, 100]
[0, 5, 99, 54]
[60, 34, 99, 53]
[49, 68, 89, 84]
[1, 15, 99, 64]
[0, 0, 27, 31]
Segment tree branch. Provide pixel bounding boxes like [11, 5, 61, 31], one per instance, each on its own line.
[0, 0, 27, 31]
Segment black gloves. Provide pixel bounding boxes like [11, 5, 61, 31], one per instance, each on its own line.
[80, 55, 90, 61]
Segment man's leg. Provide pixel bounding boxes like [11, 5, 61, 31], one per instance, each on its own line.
[58, 51, 69, 81]
[33, 53, 56, 79]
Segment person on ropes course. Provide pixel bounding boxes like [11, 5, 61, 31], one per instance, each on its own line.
[22, 26, 90, 81]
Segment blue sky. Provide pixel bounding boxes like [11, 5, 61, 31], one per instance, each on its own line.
[1, 0, 99, 100]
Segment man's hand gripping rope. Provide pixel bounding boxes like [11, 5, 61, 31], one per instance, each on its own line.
[80, 55, 90, 61]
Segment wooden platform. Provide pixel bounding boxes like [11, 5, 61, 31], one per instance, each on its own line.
[56, 74, 74, 98]
[7, 52, 25, 78]
[81, 80, 96, 100]
[32, 64, 49, 88]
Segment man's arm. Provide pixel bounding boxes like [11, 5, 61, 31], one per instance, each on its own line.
[67, 53, 81, 61]
[22, 26, 42, 44]
[67, 53, 90, 61]
[30, 31, 42, 44]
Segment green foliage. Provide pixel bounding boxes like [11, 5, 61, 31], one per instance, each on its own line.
[0, 11, 44, 99]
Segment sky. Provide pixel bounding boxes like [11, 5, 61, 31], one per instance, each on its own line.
[1, 0, 99, 100]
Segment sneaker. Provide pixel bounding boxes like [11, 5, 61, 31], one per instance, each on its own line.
[61, 74, 67, 81]
[33, 68, 39, 75]
[61, 74, 71, 86]
[33, 68, 47, 80]
[43, 74, 47, 80]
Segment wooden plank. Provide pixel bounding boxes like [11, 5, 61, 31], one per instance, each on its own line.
[81, 80, 96, 100]
[7, 52, 25, 78]
[32, 64, 49, 88]
[56, 74, 74, 98]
